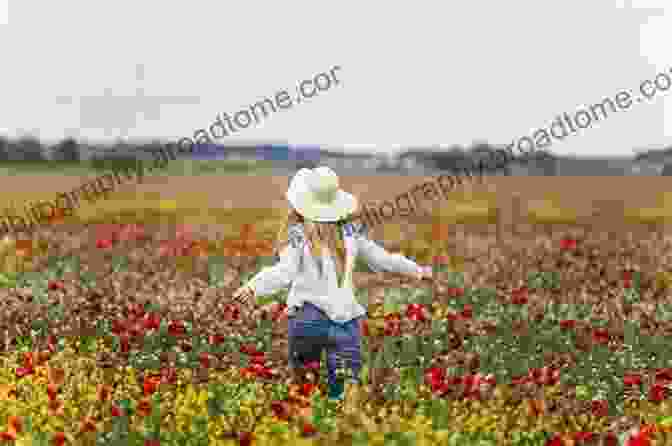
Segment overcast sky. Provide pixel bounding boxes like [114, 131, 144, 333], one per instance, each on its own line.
[0, 0, 670, 157]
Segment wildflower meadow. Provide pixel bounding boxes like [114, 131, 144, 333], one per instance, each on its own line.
[0, 188, 671, 446]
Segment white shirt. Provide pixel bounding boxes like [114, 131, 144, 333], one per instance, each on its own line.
[246, 222, 424, 323]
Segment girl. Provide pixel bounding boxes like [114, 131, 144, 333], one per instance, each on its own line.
[233, 166, 432, 401]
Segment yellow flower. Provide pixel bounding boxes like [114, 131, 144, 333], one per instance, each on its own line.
[159, 200, 178, 211]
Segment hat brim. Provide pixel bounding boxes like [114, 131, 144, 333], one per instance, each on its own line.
[288, 189, 358, 222]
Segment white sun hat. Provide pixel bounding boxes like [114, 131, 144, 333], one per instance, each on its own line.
[286, 166, 358, 222]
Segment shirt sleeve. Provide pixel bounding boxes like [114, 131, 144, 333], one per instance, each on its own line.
[246, 226, 304, 297]
[352, 222, 423, 276]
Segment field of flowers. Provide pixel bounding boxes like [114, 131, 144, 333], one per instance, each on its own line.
[0, 197, 671, 446]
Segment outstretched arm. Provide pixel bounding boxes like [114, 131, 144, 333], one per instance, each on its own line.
[353, 223, 432, 280]
[233, 232, 303, 304]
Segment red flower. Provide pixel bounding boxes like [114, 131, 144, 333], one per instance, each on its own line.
[560, 238, 577, 250]
[119, 334, 131, 353]
[649, 383, 668, 402]
[240, 343, 260, 356]
[51, 432, 67, 446]
[270, 400, 290, 420]
[238, 431, 254, 446]
[592, 328, 610, 345]
[511, 375, 533, 386]
[591, 399, 609, 418]
[573, 432, 595, 443]
[511, 287, 529, 305]
[447, 287, 464, 298]
[383, 314, 402, 336]
[223, 304, 241, 321]
[424, 367, 446, 392]
[0, 431, 17, 442]
[445, 312, 462, 321]
[603, 432, 619, 446]
[623, 271, 633, 282]
[160, 367, 177, 385]
[144, 440, 160, 446]
[461, 304, 473, 319]
[127, 303, 145, 319]
[624, 373, 642, 386]
[304, 361, 320, 371]
[15, 367, 34, 378]
[545, 435, 564, 446]
[110, 404, 124, 417]
[406, 303, 427, 322]
[96, 238, 113, 249]
[655, 368, 672, 383]
[361, 319, 370, 337]
[48, 280, 65, 291]
[47, 383, 59, 401]
[530, 367, 559, 386]
[626, 429, 652, 446]
[302, 422, 318, 436]
[111, 319, 128, 336]
[300, 383, 317, 397]
[143, 375, 161, 396]
[199, 352, 211, 369]
[46, 335, 58, 353]
[209, 334, 225, 345]
[559, 319, 576, 330]
[167, 320, 186, 336]
[142, 313, 161, 331]
[118, 223, 147, 242]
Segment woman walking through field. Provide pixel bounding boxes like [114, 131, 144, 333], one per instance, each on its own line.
[233, 166, 432, 401]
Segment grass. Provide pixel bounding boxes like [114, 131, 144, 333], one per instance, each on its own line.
[0, 158, 277, 177]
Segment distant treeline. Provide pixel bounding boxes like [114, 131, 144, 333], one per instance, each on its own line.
[0, 135, 175, 171]
[0, 135, 513, 168]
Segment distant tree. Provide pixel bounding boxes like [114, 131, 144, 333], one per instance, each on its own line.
[14, 136, 45, 161]
[468, 142, 511, 176]
[0, 136, 8, 161]
[52, 137, 81, 162]
[295, 160, 318, 170]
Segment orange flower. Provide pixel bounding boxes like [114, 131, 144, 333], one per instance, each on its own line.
[49, 366, 66, 386]
[97, 384, 112, 402]
[49, 207, 66, 224]
[78, 416, 98, 434]
[22, 352, 34, 369]
[52, 431, 67, 446]
[136, 397, 153, 418]
[47, 382, 59, 401]
[15, 239, 33, 257]
[0, 384, 17, 401]
[432, 223, 450, 241]
[48, 398, 64, 417]
[7, 416, 21, 436]
[241, 223, 254, 240]
[0, 430, 16, 441]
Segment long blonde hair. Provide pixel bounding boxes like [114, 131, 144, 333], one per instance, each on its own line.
[275, 208, 347, 279]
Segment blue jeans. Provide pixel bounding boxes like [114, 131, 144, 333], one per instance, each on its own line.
[288, 302, 363, 399]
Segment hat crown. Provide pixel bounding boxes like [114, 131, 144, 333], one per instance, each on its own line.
[306, 167, 339, 204]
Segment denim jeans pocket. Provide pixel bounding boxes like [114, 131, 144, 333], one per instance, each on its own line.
[290, 319, 330, 338]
